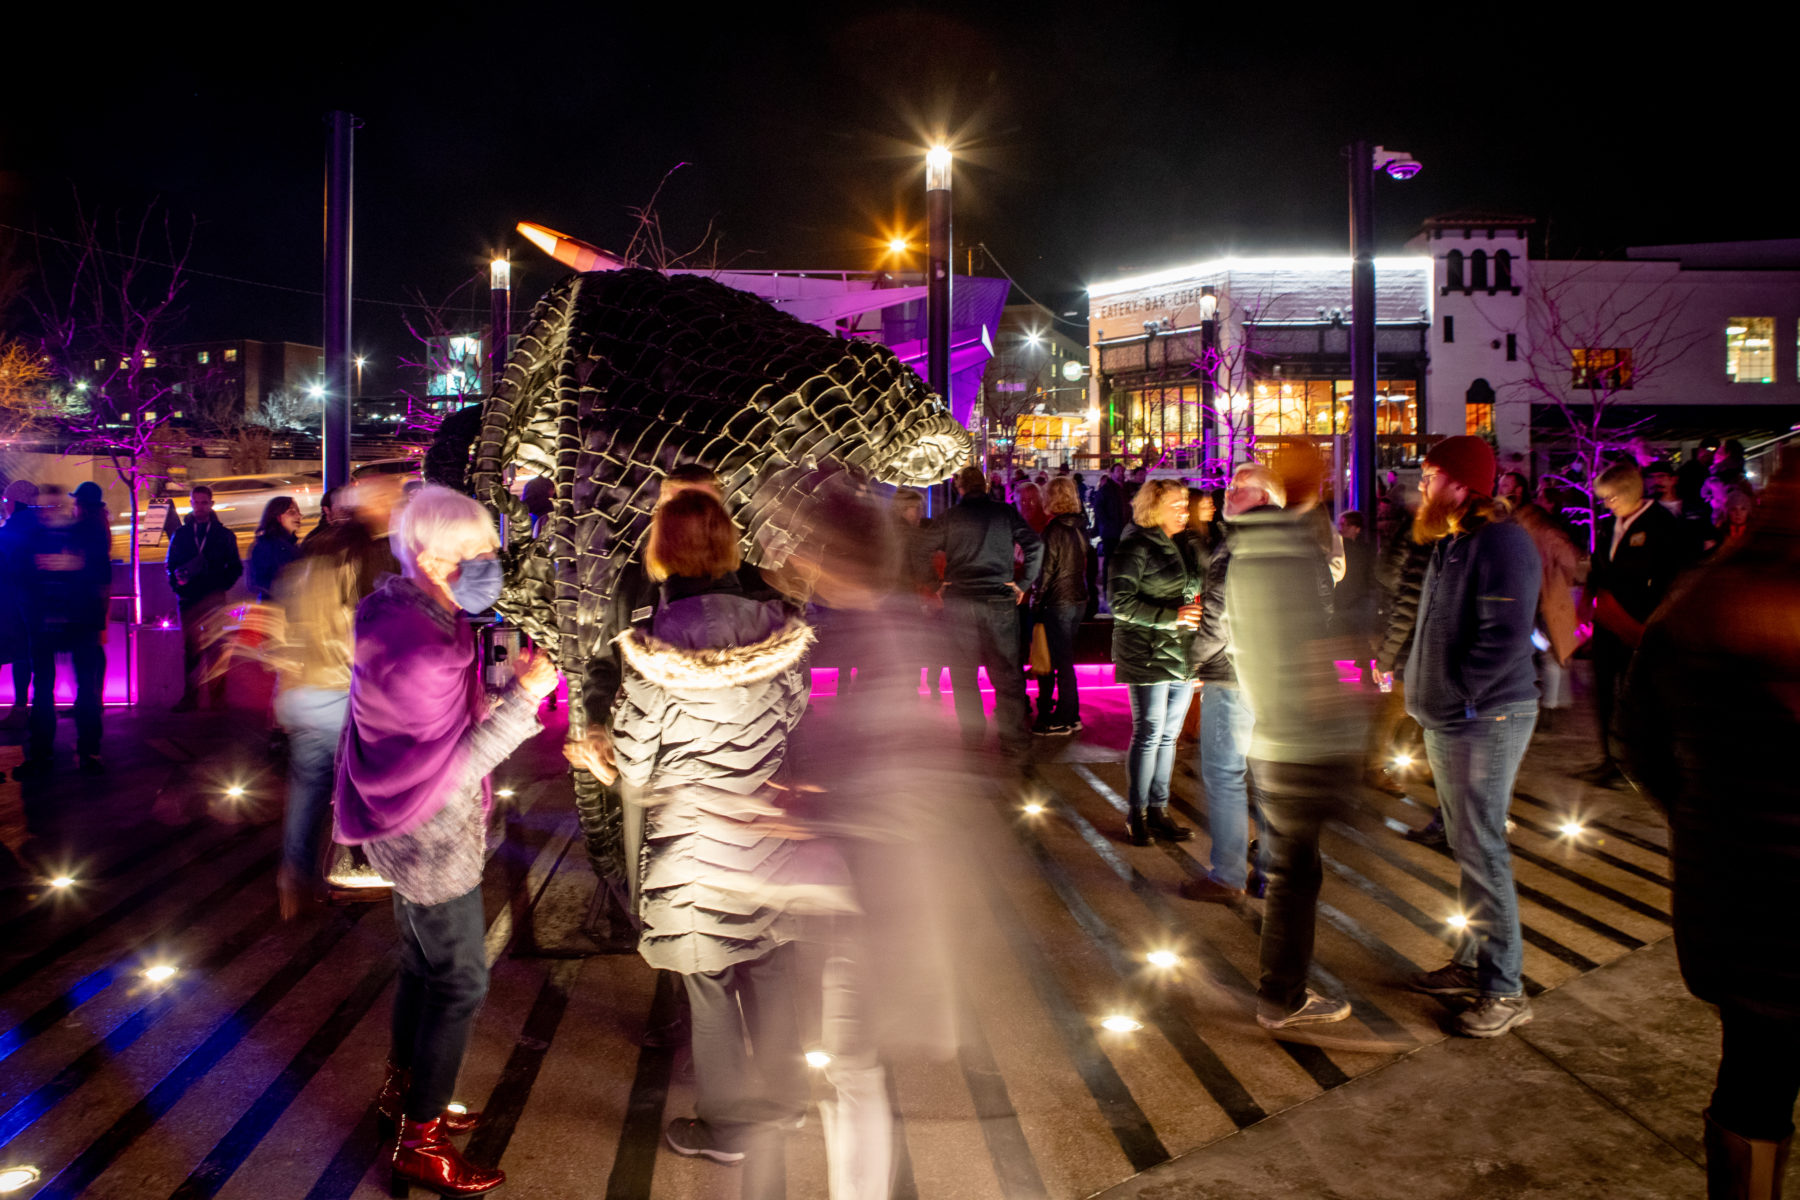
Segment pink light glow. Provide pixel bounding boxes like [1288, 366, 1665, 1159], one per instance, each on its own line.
[808, 663, 1120, 698]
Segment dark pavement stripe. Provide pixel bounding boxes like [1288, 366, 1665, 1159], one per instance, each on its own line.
[603, 970, 680, 1200]
[30, 907, 367, 1200]
[1503, 810, 1672, 888]
[0, 818, 201, 924]
[0, 849, 279, 1063]
[0, 824, 267, 996]
[956, 985, 1051, 1200]
[300, 1107, 387, 1200]
[464, 958, 580, 1169]
[1513, 791, 1670, 857]
[0, 904, 283, 1148]
[1326, 817, 1606, 970]
[972, 853, 1178, 1164]
[1038, 779, 1357, 1089]
[163, 949, 401, 1200]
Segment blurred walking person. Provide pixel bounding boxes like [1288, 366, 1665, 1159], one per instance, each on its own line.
[918, 467, 1043, 764]
[335, 486, 560, 1198]
[1109, 478, 1201, 846]
[0, 480, 41, 731]
[1508, 489, 1583, 732]
[15, 482, 111, 779]
[167, 484, 242, 712]
[1181, 463, 1283, 903]
[1406, 438, 1543, 1038]
[1625, 451, 1800, 1200]
[1032, 476, 1087, 734]
[1222, 446, 1363, 1029]
[609, 489, 817, 1194]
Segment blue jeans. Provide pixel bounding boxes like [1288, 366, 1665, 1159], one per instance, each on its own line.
[1126, 681, 1194, 818]
[276, 687, 350, 879]
[393, 886, 490, 1116]
[1199, 683, 1264, 888]
[1034, 603, 1083, 724]
[1423, 701, 1538, 998]
[944, 593, 1031, 757]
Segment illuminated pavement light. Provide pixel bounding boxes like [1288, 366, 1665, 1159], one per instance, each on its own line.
[1022, 802, 1045, 816]
[1100, 1015, 1143, 1033]
[1390, 754, 1412, 769]
[1446, 913, 1469, 929]
[446, 1102, 468, 1115]
[1146, 950, 1180, 969]
[1559, 821, 1585, 837]
[497, 788, 516, 799]
[144, 964, 178, 983]
[804, 1051, 832, 1069]
[0, 1166, 43, 1193]
[225, 785, 246, 798]
[49, 876, 75, 889]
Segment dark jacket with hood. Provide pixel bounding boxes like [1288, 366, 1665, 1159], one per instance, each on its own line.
[167, 514, 242, 606]
[612, 573, 834, 975]
[1404, 507, 1542, 728]
[1036, 512, 1089, 608]
[1107, 523, 1201, 685]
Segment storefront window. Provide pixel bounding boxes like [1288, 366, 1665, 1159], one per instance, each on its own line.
[1245, 378, 1416, 439]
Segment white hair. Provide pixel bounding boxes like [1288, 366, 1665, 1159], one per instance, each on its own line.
[392, 485, 498, 576]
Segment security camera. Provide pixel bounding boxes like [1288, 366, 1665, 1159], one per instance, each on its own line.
[1372, 145, 1421, 180]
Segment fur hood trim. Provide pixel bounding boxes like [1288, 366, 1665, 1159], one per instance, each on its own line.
[619, 618, 814, 691]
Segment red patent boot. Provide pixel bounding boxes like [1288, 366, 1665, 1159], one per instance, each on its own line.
[389, 1117, 504, 1197]
[377, 1063, 481, 1134]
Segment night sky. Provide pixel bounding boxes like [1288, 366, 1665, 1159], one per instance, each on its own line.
[3, 5, 1786, 394]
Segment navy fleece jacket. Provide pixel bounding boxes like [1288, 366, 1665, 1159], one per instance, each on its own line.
[1404, 518, 1542, 728]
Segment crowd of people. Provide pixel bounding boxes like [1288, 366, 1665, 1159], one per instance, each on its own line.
[0, 428, 1792, 1199]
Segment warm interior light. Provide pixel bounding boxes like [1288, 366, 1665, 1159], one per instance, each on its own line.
[0, 1166, 42, 1193]
[1446, 913, 1469, 929]
[144, 964, 177, 983]
[1147, 950, 1179, 969]
[805, 1051, 832, 1069]
[1559, 821, 1584, 837]
[1101, 1015, 1143, 1033]
[49, 876, 74, 889]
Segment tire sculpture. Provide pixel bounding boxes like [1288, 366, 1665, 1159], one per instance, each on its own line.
[442, 267, 970, 941]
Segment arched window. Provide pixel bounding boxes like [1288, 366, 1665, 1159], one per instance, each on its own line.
[1446, 249, 1465, 291]
[1469, 250, 1489, 291]
[1494, 249, 1513, 291]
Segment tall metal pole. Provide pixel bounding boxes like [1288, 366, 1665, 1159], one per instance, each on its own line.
[1348, 139, 1378, 540]
[925, 146, 953, 404]
[488, 256, 511, 395]
[323, 111, 356, 491]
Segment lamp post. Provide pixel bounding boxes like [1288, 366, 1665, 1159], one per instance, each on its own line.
[925, 145, 953, 405]
[322, 110, 357, 491]
[488, 255, 511, 396]
[1347, 141, 1420, 547]
[1198, 284, 1219, 478]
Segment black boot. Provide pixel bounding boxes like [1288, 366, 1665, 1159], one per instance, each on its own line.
[1704, 1108, 1791, 1199]
[1125, 811, 1150, 846]
[1145, 808, 1194, 843]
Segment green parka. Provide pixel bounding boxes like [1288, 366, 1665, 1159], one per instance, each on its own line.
[1107, 523, 1202, 685]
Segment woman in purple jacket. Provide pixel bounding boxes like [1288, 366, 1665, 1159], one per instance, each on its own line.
[334, 486, 559, 1198]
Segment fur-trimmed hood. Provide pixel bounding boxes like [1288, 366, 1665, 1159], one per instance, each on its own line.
[619, 615, 814, 692]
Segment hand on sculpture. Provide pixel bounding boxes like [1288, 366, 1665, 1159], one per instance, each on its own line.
[564, 731, 617, 784]
[515, 647, 561, 700]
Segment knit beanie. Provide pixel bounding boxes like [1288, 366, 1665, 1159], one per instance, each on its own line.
[1424, 436, 1497, 498]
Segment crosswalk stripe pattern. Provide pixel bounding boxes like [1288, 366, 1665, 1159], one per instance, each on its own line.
[0, 739, 1675, 1199]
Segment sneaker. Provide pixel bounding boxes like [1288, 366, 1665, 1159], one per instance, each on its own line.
[665, 1117, 744, 1164]
[1032, 719, 1069, 736]
[1059, 718, 1083, 734]
[1411, 962, 1480, 998]
[1453, 994, 1533, 1038]
[1403, 819, 1448, 847]
[1257, 988, 1352, 1030]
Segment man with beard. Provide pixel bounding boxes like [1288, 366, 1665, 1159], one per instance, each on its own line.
[1406, 437, 1543, 1038]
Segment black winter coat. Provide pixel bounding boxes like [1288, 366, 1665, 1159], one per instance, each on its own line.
[167, 516, 242, 606]
[1623, 539, 1800, 1020]
[1375, 529, 1435, 676]
[1036, 513, 1089, 608]
[1107, 523, 1200, 685]
[1186, 523, 1239, 684]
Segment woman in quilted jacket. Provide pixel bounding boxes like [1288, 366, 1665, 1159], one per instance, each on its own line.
[610, 488, 827, 1191]
[1107, 477, 1203, 846]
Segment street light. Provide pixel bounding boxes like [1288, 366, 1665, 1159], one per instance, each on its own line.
[354, 355, 367, 397]
[1348, 141, 1420, 545]
[887, 237, 910, 256]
